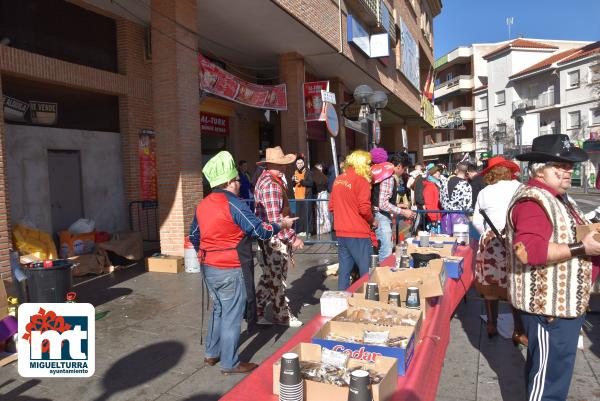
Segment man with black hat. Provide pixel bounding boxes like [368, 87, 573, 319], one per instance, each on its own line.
[506, 134, 600, 400]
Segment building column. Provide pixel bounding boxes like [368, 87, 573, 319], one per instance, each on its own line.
[151, 0, 202, 256]
[279, 53, 306, 155]
[407, 125, 424, 164]
[116, 18, 153, 205]
[0, 73, 11, 274]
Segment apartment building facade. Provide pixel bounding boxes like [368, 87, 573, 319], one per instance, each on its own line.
[430, 38, 596, 172]
[0, 0, 442, 273]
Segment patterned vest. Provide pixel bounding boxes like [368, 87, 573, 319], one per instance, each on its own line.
[505, 185, 592, 318]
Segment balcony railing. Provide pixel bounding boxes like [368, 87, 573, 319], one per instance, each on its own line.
[512, 92, 557, 113]
[434, 75, 472, 90]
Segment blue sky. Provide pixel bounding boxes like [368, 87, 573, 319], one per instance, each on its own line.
[434, 0, 600, 59]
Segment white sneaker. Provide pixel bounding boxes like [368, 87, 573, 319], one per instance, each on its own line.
[297, 232, 307, 237]
[287, 316, 303, 328]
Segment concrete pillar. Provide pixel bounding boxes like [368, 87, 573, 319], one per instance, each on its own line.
[116, 18, 153, 204]
[0, 73, 11, 274]
[151, 0, 202, 256]
[279, 53, 306, 155]
[407, 125, 424, 164]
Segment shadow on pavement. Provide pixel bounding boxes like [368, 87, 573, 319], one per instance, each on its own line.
[455, 290, 526, 400]
[93, 341, 185, 401]
[0, 379, 53, 401]
[584, 294, 600, 359]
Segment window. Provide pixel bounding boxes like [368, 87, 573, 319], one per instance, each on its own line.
[590, 65, 600, 83]
[495, 91, 505, 106]
[497, 123, 507, 135]
[480, 96, 488, 111]
[568, 70, 580, 88]
[591, 108, 600, 126]
[480, 126, 489, 140]
[568, 111, 581, 129]
[446, 73, 453, 82]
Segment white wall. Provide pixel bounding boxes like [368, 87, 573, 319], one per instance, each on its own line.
[6, 125, 127, 234]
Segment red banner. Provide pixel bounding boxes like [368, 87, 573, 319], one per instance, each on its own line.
[303, 81, 329, 121]
[198, 55, 287, 110]
[139, 130, 157, 200]
[200, 112, 229, 136]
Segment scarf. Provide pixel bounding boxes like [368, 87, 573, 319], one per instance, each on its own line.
[426, 175, 440, 186]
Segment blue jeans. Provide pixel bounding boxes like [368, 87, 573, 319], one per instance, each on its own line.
[201, 265, 246, 370]
[337, 237, 373, 290]
[374, 212, 393, 263]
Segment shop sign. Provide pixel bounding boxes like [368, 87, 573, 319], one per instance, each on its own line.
[3, 95, 29, 122]
[434, 111, 463, 129]
[398, 18, 420, 89]
[347, 15, 370, 57]
[198, 54, 287, 111]
[344, 118, 368, 135]
[139, 129, 157, 201]
[303, 81, 329, 121]
[321, 90, 336, 104]
[370, 33, 390, 58]
[30, 101, 58, 125]
[200, 112, 229, 136]
[421, 96, 434, 127]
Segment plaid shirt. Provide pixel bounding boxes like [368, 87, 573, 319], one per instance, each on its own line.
[254, 170, 296, 244]
[378, 176, 403, 215]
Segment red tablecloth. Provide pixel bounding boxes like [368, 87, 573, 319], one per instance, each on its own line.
[220, 245, 475, 401]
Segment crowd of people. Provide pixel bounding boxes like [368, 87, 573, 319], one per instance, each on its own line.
[189, 134, 600, 401]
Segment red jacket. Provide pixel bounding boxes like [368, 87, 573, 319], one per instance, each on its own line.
[329, 167, 373, 238]
[423, 180, 441, 221]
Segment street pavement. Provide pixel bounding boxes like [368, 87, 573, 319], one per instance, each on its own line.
[1, 239, 599, 400]
[570, 192, 600, 214]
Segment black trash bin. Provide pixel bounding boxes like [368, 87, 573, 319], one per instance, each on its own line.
[23, 260, 73, 303]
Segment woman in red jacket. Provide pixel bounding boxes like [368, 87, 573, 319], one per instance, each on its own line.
[422, 164, 442, 232]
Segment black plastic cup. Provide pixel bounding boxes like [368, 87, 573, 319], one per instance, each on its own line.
[406, 286, 421, 309]
[347, 369, 372, 401]
[365, 283, 379, 301]
[279, 353, 302, 386]
[388, 292, 401, 306]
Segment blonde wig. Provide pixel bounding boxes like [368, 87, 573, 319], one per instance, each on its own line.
[345, 150, 372, 182]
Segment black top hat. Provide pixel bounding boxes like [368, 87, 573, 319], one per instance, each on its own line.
[516, 134, 588, 163]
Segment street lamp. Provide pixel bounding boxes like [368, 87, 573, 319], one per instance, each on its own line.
[352, 85, 388, 149]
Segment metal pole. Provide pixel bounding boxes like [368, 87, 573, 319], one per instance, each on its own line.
[330, 136, 339, 177]
[367, 117, 373, 150]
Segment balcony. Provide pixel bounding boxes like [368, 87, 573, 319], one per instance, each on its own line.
[434, 75, 474, 99]
[434, 108, 474, 129]
[512, 92, 558, 113]
[539, 127, 558, 136]
[423, 138, 476, 157]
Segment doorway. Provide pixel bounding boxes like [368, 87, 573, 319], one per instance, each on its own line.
[47, 150, 84, 233]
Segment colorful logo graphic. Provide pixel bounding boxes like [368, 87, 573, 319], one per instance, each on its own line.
[18, 303, 95, 377]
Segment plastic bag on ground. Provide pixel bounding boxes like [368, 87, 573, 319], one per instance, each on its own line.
[68, 218, 95, 235]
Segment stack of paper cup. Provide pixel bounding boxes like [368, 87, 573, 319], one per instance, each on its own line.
[279, 353, 303, 401]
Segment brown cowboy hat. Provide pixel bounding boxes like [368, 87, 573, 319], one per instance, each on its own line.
[257, 146, 296, 165]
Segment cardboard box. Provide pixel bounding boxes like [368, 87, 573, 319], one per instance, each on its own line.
[272, 343, 397, 401]
[576, 223, 600, 242]
[312, 320, 416, 376]
[408, 242, 455, 258]
[320, 291, 351, 317]
[146, 255, 184, 274]
[334, 298, 423, 342]
[354, 262, 446, 319]
[442, 256, 464, 279]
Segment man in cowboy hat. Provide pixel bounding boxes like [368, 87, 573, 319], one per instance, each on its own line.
[189, 151, 296, 374]
[254, 146, 305, 327]
[506, 134, 600, 400]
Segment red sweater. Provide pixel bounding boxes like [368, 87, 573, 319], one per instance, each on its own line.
[329, 167, 373, 238]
